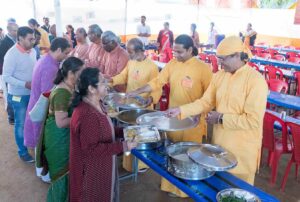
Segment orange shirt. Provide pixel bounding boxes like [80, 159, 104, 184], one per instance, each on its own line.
[84, 42, 105, 68]
[100, 45, 129, 77]
[69, 42, 89, 61]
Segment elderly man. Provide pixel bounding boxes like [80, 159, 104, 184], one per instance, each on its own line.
[85, 24, 105, 68]
[0, 22, 18, 125]
[100, 31, 129, 77]
[167, 36, 268, 185]
[69, 27, 89, 61]
[3, 26, 36, 162]
[28, 18, 50, 54]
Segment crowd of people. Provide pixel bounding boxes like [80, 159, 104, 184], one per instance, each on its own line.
[0, 15, 265, 201]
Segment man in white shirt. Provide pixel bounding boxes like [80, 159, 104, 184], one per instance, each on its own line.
[137, 15, 151, 46]
[207, 22, 218, 48]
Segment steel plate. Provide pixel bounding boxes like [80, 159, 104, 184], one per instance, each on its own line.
[136, 111, 199, 131]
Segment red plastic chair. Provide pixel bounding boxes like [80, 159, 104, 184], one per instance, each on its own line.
[272, 55, 285, 61]
[257, 52, 271, 59]
[288, 57, 300, 64]
[286, 52, 298, 58]
[159, 83, 170, 111]
[266, 49, 278, 57]
[255, 47, 266, 55]
[267, 79, 289, 94]
[294, 71, 300, 96]
[198, 53, 208, 62]
[264, 65, 284, 80]
[280, 122, 300, 191]
[248, 62, 260, 71]
[262, 112, 292, 184]
[208, 55, 219, 73]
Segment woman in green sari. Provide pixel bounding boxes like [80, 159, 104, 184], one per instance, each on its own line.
[37, 57, 84, 202]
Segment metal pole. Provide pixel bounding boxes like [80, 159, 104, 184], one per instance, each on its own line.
[123, 0, 128, 43]
[32, 0, 37, 19]
[197, 0, 200, 25]
[54, 0, 63, 37]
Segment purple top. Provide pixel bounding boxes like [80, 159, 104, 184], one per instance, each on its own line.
[24, 53, 60, 148]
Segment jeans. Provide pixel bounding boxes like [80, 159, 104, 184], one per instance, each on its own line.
[7, 94, 29, 157]
[7, 102, 14, 122]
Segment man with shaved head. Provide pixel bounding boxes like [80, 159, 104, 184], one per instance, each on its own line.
[69, 27, 89, 61]
[100, 31, 129, 91]
[0, 22, 18, 125]
[84, 24, 105, 69]
[100, 31, 129, 77]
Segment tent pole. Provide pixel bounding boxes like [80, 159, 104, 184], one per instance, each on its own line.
[32, 0, 37, 19]
[54, 0, 63, 37]
[123, 0, 128, 43]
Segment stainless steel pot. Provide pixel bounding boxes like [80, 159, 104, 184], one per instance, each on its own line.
[103, 93, 147, 110]
[166, 142, 215, 180]
[116, 109, 156, 125]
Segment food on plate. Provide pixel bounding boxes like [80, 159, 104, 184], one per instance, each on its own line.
[125, 127, 159, 143]
[219, 195, 246, 202]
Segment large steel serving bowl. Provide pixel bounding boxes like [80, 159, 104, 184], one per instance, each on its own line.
[166, 142, 215, 180]
[116, 109, 155, 125]
[103, 93, 147, 110]
[216, 188, 261, 202]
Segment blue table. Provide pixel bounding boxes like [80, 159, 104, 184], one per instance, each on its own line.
[253, 45, 300, 54]
[266, 109, 300, 125]
[251, 57, 300, 70]
[268, 91, 300, 111]
[204, 49, 217, 55]
[132, 147, 279, 202]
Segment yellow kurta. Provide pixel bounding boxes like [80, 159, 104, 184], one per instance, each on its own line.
[112, 58, 161, 172]
[37, 27, 50, 55]
[148, 57, 212, 197]
[180, 64, 268, 185]
[113, 58, 161, 102]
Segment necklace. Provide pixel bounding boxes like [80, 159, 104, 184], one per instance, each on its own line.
[62, 81, 74, 93]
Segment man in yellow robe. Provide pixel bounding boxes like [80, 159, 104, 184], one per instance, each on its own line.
[128, 34, 212, 197]
[166, 36, 268, 185]
[108, 38, 161, 172]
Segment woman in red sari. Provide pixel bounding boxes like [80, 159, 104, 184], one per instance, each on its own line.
[157, 22, 174, 63]
[69, 68, 137, 202]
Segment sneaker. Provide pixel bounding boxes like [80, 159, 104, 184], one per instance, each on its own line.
[41, 173, 51, 184]
[36, 167, 43, 177]
[20, 154, 35, 163]
[138, 168, 149, 173]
